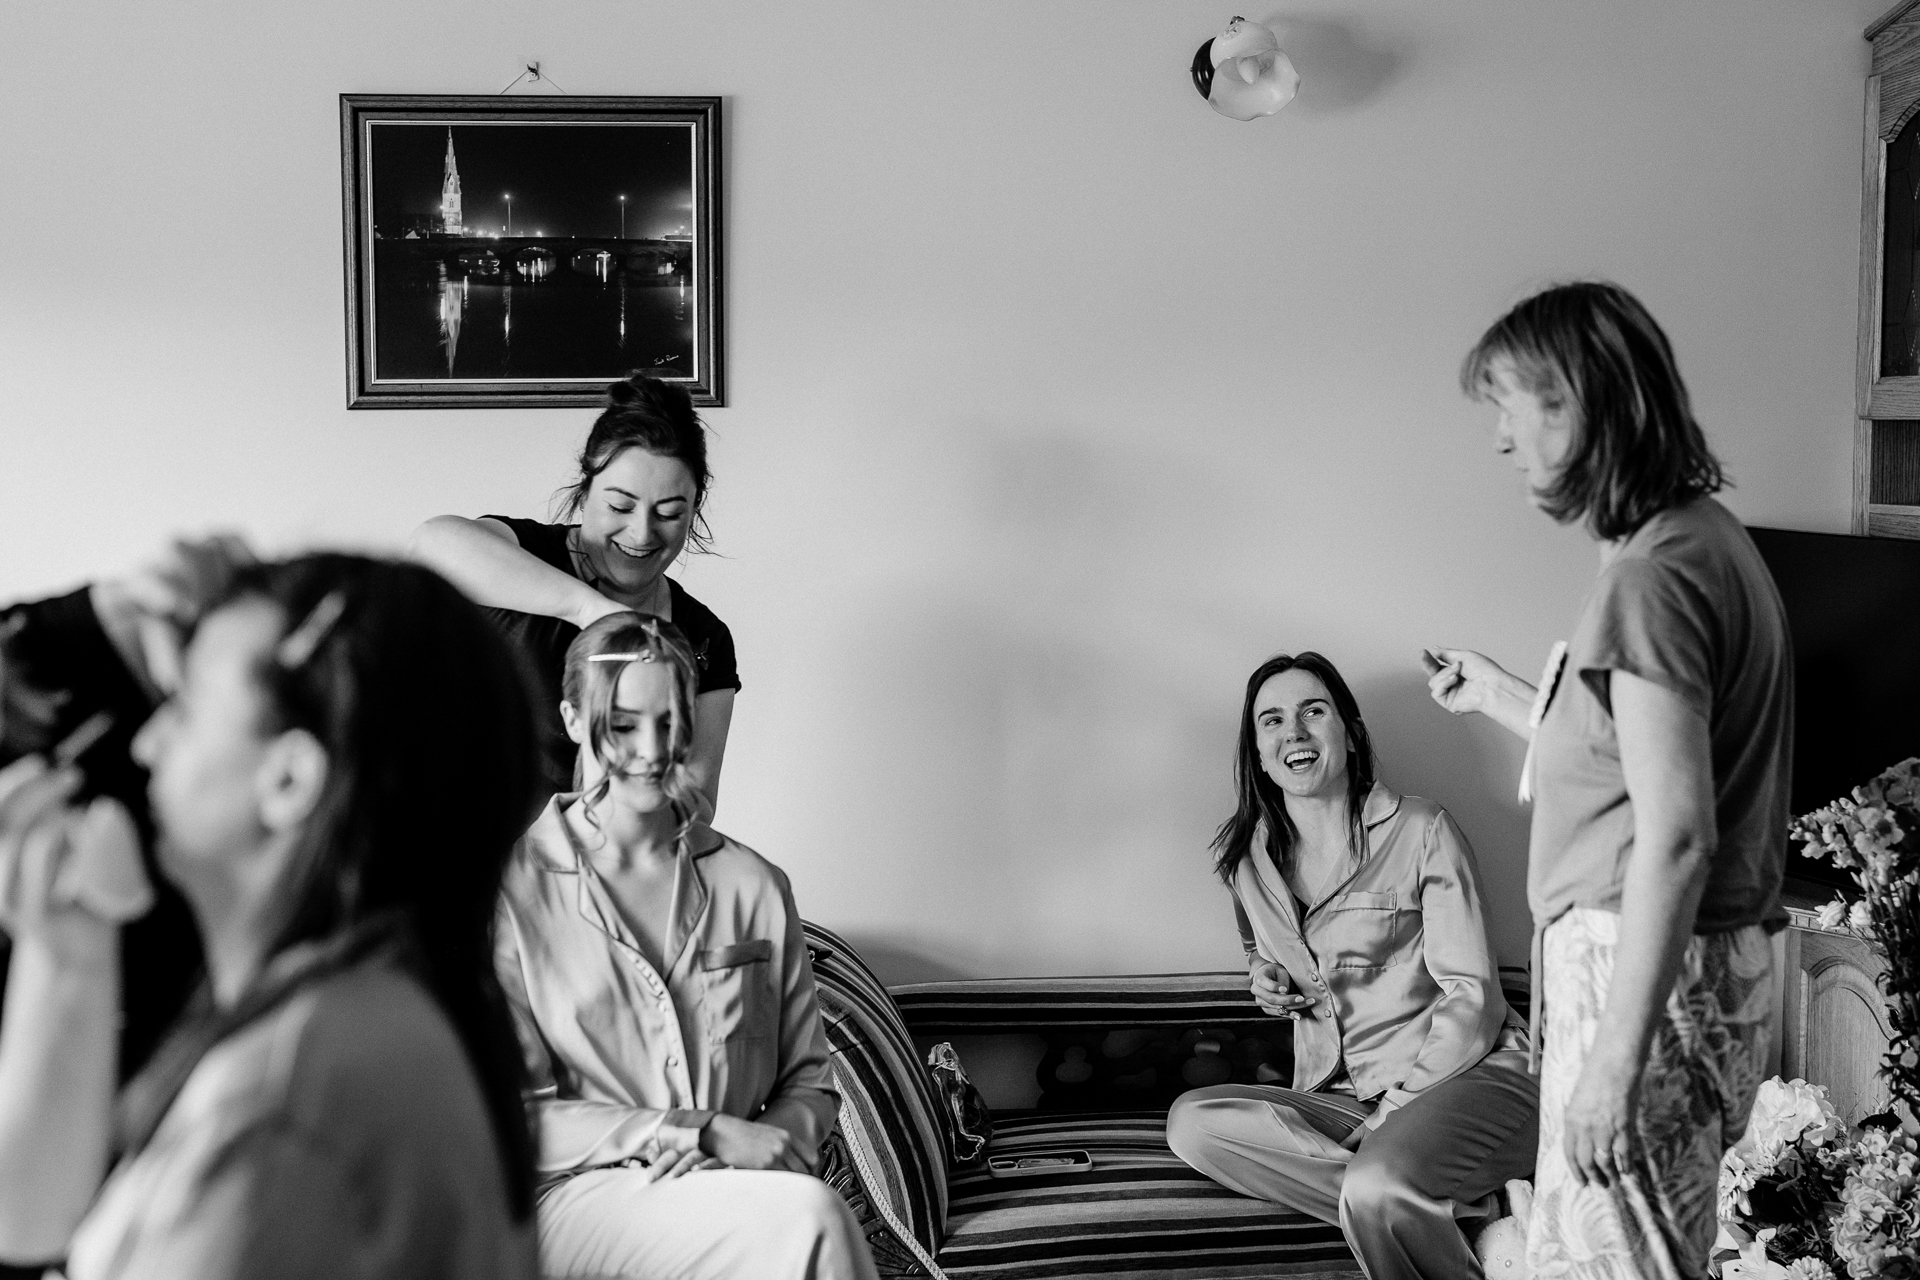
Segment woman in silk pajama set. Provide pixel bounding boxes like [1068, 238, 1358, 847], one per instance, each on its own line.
[1169, 652, 1538, 1280]
[495, 612, 877, 1280]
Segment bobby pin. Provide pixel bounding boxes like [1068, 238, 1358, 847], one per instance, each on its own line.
[275, 592, 348, 670]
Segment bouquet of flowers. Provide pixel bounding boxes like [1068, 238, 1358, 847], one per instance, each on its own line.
[1715, 1077, 1848, 1276]
[1790, 757, 1920, 1120]
[1825, 1125, 1919, 1279]
[1714, 1079, 1920, 1279]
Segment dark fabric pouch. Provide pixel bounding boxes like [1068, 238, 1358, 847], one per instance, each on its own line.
[926, 1041, 993, 1166]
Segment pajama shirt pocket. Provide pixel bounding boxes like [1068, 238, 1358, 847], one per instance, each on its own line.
[1324, 892, 1403, 970]
[698, 939, 776, 1043]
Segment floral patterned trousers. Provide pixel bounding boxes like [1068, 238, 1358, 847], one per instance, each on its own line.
[1529, 908, 1775, 1280]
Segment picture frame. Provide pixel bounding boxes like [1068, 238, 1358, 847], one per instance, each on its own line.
[339, 95, 723, 408]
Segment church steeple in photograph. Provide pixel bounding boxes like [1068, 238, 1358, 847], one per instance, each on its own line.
[439, 128, 463, 235]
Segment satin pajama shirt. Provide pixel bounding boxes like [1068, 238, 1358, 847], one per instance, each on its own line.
[495, 797, 876, 1280]
[1168, 783, 1538, 1280]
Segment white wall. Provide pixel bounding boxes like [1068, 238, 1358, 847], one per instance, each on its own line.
[0, 1, 1882, 981]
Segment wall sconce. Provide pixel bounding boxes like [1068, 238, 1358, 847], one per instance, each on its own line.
[1191, 17, 1299, 120]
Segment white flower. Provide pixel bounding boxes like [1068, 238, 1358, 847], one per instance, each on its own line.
[1785, 1259, 1834, 1280]
[1722, 1239, 1790, 1280]
[1848, 900, 1873, 933]
[1737, 1078, 1843, 1165]
[1817, 900, 1847, 930]
[1719, 1144, 1760, 1219]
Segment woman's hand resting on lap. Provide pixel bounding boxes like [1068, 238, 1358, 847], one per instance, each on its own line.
[699, 1114, 809, 1173]
[639, 1146, 723, 1183]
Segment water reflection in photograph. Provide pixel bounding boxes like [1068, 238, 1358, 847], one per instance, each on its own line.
[375, 240, 693, 381]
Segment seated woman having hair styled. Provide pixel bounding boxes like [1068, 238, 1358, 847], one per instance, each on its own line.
[495, 612, 875, 1280]
[0, 549, 539, 1278]
[1167, 651, 1537, 1280]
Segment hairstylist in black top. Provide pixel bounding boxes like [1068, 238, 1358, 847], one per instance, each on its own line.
[411, 374, 738, 811]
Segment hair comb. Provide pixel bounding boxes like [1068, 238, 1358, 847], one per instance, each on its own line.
[275, 591, 348, 670]
[586, 650, 657, 664]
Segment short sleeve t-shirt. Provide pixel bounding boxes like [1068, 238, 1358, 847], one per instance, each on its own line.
[479, 516, 740, 796]
[1527, 497, 1794, 935]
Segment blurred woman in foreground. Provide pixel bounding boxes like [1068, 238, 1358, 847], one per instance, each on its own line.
[0, 550, 539, 1278]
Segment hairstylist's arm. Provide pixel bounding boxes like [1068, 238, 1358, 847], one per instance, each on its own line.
[1560, 671, 1715, 1190]
[0, 760, 123, 1261]
[409, 516, 626, 631]
[683, 690, 733, 823]
[1422, 649, 1536, 741]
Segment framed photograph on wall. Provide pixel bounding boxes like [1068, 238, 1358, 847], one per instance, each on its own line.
[340, 95, 723, 408]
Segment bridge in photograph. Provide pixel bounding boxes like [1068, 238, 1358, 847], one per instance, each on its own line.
[376, 235, 691, 281]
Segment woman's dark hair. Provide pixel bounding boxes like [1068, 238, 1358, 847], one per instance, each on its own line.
[218, 554, 539, 1219]
[561, 611, 703, 826]
[560, 372, 713, 553]
[1211, 651, 1376, 885]
[1459, 281, 1726, 541]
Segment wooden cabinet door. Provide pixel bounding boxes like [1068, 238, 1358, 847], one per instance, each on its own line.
[1782, 925, 1893, 1125]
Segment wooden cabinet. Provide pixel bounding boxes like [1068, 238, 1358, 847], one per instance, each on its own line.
[1782, 905, 1894, 1125]
[1854, 2, 1920, 537]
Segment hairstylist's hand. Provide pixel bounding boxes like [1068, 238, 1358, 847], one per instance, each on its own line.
[699, 1114, 809, 1173]
[1250, 959, 1314, 1020]
[96, 535, 255, 696]
[570, 594, 635, 633]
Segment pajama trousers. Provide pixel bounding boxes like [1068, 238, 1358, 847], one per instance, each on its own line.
[1167, 1049, 1539, 1280]
[1528, 908, 1773, 1280]
[535, 1165, 880, 1280]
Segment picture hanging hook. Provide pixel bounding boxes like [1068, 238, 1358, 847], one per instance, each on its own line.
[499, 61, 568, 95]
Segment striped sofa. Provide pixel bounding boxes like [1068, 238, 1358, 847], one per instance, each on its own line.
[806, 922, 1535, 1280]
[809, 924, 1540, 1280]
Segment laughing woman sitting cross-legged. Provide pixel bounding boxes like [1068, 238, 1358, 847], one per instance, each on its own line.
[494, 612, 876, 1280]
[1167, 651, 1538, 1280]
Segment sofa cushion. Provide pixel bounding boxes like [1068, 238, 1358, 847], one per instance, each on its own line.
[805, 921, 951, 1273]
[938, 1112, 1361, 1280]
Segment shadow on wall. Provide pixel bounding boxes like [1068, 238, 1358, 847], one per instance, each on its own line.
[1268, 13, 1411, 117]
[838, 933, 974, 985]
[1353, 668, 1535, 963]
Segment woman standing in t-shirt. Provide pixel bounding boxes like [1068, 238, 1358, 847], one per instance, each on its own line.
[411, 374, 739, 811]
[1422, 282, 1792, 1280]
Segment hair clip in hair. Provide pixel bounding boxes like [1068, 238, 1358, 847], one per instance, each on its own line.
[275, 591, 347, 670]
[586, 651, 656, 664]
